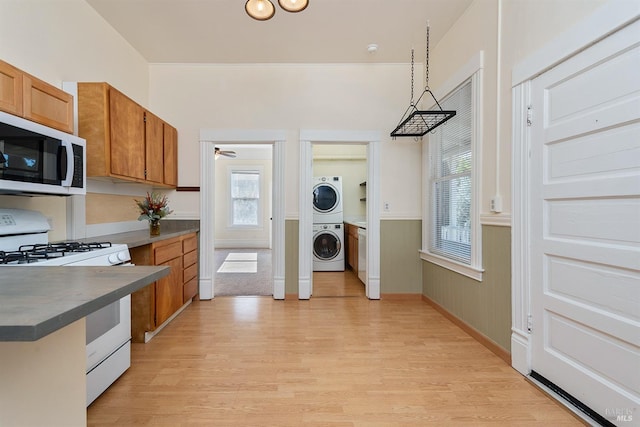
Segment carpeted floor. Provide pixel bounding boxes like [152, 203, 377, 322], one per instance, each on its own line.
[214, 249, 273, 296]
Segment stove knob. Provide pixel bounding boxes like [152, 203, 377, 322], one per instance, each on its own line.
[108, 253, 120, 264]
[117, 251, 130, 262]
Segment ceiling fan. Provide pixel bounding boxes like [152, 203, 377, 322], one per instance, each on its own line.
[215, 147, 236, 158]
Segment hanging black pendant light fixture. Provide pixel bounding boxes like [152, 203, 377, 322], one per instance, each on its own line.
[390, 24, 456, 138]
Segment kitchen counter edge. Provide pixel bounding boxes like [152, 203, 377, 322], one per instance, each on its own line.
[0, 265, 169, 342]
[84, 220, 200, 249]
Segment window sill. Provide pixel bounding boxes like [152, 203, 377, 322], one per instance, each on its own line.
[419, 250, 484, 282]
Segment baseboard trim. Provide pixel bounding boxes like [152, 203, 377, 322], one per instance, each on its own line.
[381, 293, 422, 301]
[422, 295, 511, 365]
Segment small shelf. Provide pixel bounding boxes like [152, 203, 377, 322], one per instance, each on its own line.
[360, 181, 366, 186]
[360, 198, 366, 202]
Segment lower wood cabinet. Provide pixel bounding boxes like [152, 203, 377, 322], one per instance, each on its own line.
[129, 232, 198, 342]
[345, 223, 359, 272]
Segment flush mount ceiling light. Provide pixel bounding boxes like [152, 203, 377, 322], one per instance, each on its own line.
[278, 0, 308, 13]
[390, 23, 456, 138]
[245, 0, 308, 21]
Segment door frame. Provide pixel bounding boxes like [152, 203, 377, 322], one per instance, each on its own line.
[199, 129, 287, 300]
[298, 130, 381, 299]
[511, 1, 639, 375]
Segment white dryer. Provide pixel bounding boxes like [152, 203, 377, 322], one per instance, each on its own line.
[312, 223, 345, 271]
[313, 176, 343, 224]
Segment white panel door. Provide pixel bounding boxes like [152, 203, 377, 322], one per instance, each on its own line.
[530, 20, 640, 423]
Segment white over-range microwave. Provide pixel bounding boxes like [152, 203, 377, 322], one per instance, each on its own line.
[0, 111, 85, 196]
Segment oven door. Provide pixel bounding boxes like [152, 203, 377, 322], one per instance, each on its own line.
[85, 295, 131, 373]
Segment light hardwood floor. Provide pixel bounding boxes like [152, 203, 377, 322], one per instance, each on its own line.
[312, 269, 366, 298]
[88, 286, 583, 426]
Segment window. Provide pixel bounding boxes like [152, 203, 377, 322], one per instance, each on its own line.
[421, 52, 483, 281]
[230, 170, 260, 226]
[431, 81, 472, 264]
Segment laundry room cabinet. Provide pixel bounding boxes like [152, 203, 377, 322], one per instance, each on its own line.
[345, 223, 359, 272]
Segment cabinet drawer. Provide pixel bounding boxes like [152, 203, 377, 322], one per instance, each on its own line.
[183, 262, 198, 283]
[183, 249, 197, 268]
[183, 234, 197, 253]
[154, 240, 182, 265]
[183, 276, 198, 303]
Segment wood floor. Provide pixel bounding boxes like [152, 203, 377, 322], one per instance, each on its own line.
[88, 278, 583, 426]
[312, 269, 366, 298]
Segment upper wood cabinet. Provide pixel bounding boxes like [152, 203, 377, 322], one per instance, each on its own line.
[144, 110, 165, 184]
[0, 61, 23, 116]
[0, 60, 73, 133]
[77, 82, 177, 187]
[108, 85, 145, 181]
[163, 123, 178, 187]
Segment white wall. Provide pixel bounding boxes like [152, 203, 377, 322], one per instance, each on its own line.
[0, 0, 149, 105]
[429, 0, 609, 220]
[148, 63, 423, 220]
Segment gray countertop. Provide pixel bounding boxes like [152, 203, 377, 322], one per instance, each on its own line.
[81, 220, 200, 248]
[343, 219, 367, 229]
[0, 265, 169, 342]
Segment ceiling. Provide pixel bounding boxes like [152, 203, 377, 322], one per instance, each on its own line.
[85, 0, 472, 64]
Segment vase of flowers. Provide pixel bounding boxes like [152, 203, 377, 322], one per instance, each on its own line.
[135, 192, 173, 236]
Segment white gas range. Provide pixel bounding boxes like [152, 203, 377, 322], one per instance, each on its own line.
[0, 208, 132, 406]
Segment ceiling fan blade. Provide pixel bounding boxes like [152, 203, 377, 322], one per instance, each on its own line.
[215, 147, 237, 158]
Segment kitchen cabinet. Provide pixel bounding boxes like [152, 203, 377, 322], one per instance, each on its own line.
[182, 233, 198, 302]
[0, 59, 73, 133]
[163, 123, 178, 187]
[144, 110, 165, 184]
[76, 82, 177, 187]
[0, 60, 23, 116]
[345, 223, 359, 273]
[129, 232, 198, 342]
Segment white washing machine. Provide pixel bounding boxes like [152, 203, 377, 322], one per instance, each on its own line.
[313, 176, 343, 224]
[312, 223, 345, 271]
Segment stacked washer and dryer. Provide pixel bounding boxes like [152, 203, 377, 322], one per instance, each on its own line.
[312, 176, 345, 271]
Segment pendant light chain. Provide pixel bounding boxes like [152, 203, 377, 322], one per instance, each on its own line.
[425, 23, 430, 90]
[410, 49, 415, 105]
[390, 21, 457, 138]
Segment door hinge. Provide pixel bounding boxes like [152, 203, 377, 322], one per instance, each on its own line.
[526, 106, 533, 127]
[527, 314, 533, 333]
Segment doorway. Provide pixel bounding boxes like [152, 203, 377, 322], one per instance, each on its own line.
[199, 130, 286, 300]
[311, 143, 367, 298]
[213, 144, 274, 296]
[511, 5, 640, 422]
[298, 130, 381, 300]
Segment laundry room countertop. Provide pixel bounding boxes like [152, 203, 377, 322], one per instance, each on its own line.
[344, 219, 367, 229]
[0, 265, 169, 341]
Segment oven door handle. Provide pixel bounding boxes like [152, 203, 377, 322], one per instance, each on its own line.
[60, 140, 74, 187]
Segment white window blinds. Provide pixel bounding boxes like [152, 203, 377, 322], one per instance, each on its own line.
[430, 80, 472, 264]
[231, 171, 260, 226]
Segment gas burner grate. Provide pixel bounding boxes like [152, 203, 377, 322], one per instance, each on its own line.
[0, 250, 43, 264]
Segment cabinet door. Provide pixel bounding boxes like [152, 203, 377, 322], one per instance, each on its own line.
[144, 111, 164, 184]
[163, 123, 178, 187]
[109, 87, 145, 180]
[22, 74, 73, 133]
[0, 60, 23, 116]
[155, 256, 183, 327]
